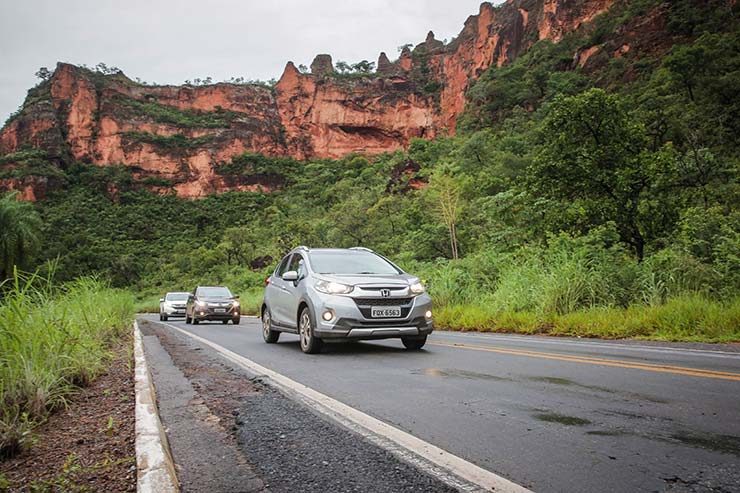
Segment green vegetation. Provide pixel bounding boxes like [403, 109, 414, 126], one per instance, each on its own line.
[0, 192, 42, 280]
[118, 97, 237, 128]
[123, 131, 214, 151]
[1, 0, 738, 343]
[0, 272, 134, 457]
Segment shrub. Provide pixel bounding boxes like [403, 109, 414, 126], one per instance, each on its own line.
[0, 272, 134, 457]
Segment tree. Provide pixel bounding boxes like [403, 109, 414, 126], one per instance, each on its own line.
[35, 67, 52, 81]
[0, 192, 42, 280]
[351, 60, 375, 74]
[531, 89, 675, 260]
[427, 170, 464, 260]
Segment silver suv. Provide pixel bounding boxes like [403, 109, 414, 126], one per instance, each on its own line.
[261, 246, 433, 353]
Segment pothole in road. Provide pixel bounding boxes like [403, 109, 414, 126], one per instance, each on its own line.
[533, 412, 592, 426]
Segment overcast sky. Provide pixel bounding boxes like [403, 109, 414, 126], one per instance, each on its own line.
[0, 0, 492, 123]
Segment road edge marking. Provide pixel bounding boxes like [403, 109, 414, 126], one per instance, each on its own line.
[161, 321, 531, 493]
[134, 321, 179, 493]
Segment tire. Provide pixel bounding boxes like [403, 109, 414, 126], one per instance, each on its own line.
[262, 310, 280, 343]
[159, 313, 163, 321]
[233, 316, 241, 325]
[185, 313, 191, 324]
[402, 335, 427, 350]
[193, 317, 200, 325]
[222, 320, 228, 324]
[162, 315, 168, 321]
[299, 306, 322, 354]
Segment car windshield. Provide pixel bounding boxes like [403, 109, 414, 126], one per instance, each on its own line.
[197, 287, 233, 298]
[166, 293, 189, 301]
[309, 251, 401, 275]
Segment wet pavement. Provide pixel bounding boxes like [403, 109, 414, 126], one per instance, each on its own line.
[139, 314, 740, 493]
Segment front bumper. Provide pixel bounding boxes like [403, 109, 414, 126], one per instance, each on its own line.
[311, 291, 433, 341]
[162, 306, 186, 316]
[192, 308, 240, 320]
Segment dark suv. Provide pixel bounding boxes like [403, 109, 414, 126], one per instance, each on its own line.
[186, 286, 241, 325]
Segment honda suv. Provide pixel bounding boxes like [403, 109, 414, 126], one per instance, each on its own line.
[186, 286, 241, 325]
[261, 246, 433, 353]
[159, 291, 189, 320]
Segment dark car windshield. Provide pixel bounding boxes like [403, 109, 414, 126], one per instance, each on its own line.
[196, 287, 233, 298]
[166, 293, 189, 301]
[309, 251, 401, 275]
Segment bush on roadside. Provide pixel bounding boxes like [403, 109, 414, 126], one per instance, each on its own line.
[0, 272, 134, 458]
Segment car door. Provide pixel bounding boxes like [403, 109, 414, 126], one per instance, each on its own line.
[267, 255, 293, 327]
[281, 253, 306, 329]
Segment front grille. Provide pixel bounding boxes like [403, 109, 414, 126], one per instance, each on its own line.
[353, 297, 413, 307]
[360, 286, 406, 291]
[353, 297, 413, 319]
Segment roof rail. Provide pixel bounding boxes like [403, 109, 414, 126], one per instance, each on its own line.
[349, 246, 374, 252]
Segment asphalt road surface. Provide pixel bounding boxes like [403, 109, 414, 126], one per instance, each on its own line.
[141, 314, 740, 492]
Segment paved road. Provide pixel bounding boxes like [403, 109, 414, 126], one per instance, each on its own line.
[142, 314, 740, 492]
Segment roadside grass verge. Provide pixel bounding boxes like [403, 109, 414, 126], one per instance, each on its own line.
[435, 295, 740, 343]
[0, 273, 134, 458]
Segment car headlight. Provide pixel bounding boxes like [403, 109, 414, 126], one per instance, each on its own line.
[409, 281, 425, 294]
[314, 279, 354, 295]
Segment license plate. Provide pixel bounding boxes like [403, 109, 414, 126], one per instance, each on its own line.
[371, 307, 401, 318]
[214, 308, 226, 313]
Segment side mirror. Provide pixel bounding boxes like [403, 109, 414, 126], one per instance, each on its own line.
[159, 298, 164, 303]
[233, 295, 240, 300]
[282, 270, 299, 281]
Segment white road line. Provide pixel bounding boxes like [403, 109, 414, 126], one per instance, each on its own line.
[433, 332, 740, 359]
[161, 321, 531, 493]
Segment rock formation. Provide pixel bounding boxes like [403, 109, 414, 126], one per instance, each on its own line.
[310, 54, 335, 76]
[1, 0, 625, 198]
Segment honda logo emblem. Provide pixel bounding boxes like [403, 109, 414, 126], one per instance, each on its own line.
[380, 289, 391, 298]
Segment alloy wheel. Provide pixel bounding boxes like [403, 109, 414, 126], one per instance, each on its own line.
[299, 311, 311, 350]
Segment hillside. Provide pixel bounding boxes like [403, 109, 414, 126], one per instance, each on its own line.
[0, 0, 681, 198]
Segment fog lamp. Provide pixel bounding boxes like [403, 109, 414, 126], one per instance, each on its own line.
[322, 310, 334, 321]
[425, 310, 433, 320]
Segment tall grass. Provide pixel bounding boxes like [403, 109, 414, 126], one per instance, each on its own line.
[415, 233, 739, 342]
[0, 272, 134, 457]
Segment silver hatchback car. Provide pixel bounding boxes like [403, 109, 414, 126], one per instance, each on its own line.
[262, 246, 433, 353]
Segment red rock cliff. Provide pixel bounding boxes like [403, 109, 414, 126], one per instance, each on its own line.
[0, 0, 616, 198]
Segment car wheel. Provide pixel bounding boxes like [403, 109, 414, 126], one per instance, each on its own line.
[233, 316, 241, 325]
[299, 306, 322, 354]
[222, 320, 228, 324]
[262, 310, 279, 343]
[159, 313, 163, 321]
[185, 313, 191, 324]
[193, 317, 199, 325]
[402, 335, 427, 350]
[162, 315, 168, 321]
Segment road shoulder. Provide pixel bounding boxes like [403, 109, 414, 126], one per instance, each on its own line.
[137, 318, 459, 492]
